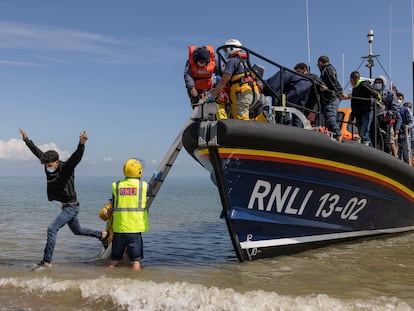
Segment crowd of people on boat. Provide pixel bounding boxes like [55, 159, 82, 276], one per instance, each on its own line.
[183, 39, 414, 166]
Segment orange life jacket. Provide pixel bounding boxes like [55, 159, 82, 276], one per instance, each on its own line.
[188, 45, 216, 91]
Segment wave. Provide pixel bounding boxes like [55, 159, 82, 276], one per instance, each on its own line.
[0, 276, 412, 311]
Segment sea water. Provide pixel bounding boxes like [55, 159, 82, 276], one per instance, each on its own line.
[0, 176, 414, 311]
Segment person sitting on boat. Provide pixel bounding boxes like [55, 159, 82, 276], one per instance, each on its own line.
[184, 45, 217, 106]
[263, 62, 314, 127]
[317, 55, 344, 142]
[372, 75, 401, 154]
[340, 71, 381, 146]
[211, 39, 268, 122]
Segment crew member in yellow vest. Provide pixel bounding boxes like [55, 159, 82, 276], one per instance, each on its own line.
[108, 158, 150, 271]
[212, 39, 267, 122]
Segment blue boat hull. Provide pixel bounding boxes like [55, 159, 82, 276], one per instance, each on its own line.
[182, 119, 414, 261]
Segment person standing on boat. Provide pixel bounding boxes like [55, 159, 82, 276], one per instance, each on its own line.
[372, 75, 401, 154]
[184, 45, 217, 106]
[108, 158, 151, 271]
[341, 71, 380, 146]
[396, 92, 405, 104]
[263, 62, 313, 127]
[295, 63, 323, 126]
[18, 128, 108, 269]
[212, 39, 267, 121]
[397, 101, 414, 165]
[316, 55, 343, 142]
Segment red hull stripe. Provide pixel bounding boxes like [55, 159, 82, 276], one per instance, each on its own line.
[196, 148, 414, 203]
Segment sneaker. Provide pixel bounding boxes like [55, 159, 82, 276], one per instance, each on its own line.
[101, 239, 109, 249]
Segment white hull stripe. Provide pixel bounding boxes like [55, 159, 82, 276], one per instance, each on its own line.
[239, 226, 414, 249]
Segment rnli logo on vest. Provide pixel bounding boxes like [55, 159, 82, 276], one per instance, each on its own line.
[119, 187, 137, 196]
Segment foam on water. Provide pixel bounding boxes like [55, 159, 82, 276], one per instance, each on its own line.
[2, 177, 414, 310]
[0, 276, 412, 311]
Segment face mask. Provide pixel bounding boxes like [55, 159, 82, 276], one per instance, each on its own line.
[398, 99, 403, 103]
[374, 83, 383, 91]
[224, 48, 232, 59]
[46, 166, 57, 173]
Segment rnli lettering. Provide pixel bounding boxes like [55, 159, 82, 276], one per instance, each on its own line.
[247, 180, 312, 215]
[248, 180, 367, 220]
[119, 187, 137, 196]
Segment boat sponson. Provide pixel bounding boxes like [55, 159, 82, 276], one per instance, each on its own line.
[182, 119, 414, 190]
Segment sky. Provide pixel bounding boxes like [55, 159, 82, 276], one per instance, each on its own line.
[1, 0, 413, 177]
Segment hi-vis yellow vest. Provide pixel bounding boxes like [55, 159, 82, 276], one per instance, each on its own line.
[112, 178, 148, 233]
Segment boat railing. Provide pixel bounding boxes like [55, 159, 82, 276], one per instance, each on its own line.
[215, 44, 324, 128]
[190, 44, 354, 139]
[271, 106, 312, 130]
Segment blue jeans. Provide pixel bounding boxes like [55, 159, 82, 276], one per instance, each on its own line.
[43, 204, 101, 263]
[356, 110, 373, 144]
[322, 98, 341, 137]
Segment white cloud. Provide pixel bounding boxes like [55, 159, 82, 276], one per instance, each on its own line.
[0, 138, 70, 161]
[0, 59, 43, 67]
[0, 21, 182, 66]
[0, 21, 119, 53]
[103, 157, 113, 162]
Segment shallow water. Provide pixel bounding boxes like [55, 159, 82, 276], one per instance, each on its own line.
[0, 176, 413, 310]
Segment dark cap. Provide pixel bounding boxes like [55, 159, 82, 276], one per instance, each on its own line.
[318, 55, 330, 64]
[41, 150, 59, 164]
[194, 47, 210, 63]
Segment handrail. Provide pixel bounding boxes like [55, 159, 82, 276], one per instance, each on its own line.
[215, 44, 322, 124]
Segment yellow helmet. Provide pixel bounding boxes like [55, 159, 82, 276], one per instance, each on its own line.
[123, 158, 142, 178]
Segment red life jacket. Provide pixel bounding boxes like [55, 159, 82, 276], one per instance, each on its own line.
[230, 51, 247, 59]
[188, 46, 216, 91]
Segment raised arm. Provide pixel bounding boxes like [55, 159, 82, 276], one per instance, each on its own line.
[64, 131, 88, 170]
[19, 128, 45, 161]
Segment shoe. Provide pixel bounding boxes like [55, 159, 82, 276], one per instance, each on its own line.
[100, 231, 110, 248]
[31, 260, 52, 270]
[101, 239, 109, 249]
[335, 135, 343, 142]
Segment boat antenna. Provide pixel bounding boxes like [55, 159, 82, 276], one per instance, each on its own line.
[362, 29, 380, 148]
[412, 0, 414, 102]
[342, 52, 345, 88]
[361, 29, 380, 79]
[306, 0, 311, 71]
[389, 0, 393, 91]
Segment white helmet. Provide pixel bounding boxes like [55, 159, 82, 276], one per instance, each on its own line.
[224, 39, 242, 58]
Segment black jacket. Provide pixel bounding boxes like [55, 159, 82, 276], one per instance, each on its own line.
[24, 138, 84, 202]
[320, 64, 342, 102]
[351, 79, 380, 116]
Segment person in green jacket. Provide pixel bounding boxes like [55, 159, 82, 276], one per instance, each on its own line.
[108, 158, 151, 271]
